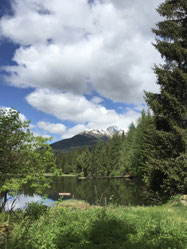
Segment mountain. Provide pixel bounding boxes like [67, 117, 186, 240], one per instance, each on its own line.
[50, 126, 123, 152]
[79, 126, 123, 139]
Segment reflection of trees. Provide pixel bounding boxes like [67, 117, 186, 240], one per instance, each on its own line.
[96, 179, 142, 206]
[20, 177, 59, 197]
[12, 177, 145, 205]
[71, 178, 144, 206]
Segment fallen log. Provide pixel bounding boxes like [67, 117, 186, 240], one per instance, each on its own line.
[59, 193, 71, 196]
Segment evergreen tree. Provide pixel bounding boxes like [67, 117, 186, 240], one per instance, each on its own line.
[107, 134, 123, 176]
[144, 0, 187, 196]
[77, 147, 91, 176]
[119, 122, 136, 176]
[133, 111, 153, 176]
[63, 153, 71, 174]
[70, 149, 79, 173]
[91, 140, 107, 176]
[55, 152, 66, 172]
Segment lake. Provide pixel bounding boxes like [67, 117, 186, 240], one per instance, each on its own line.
[3, 176, 146, 210]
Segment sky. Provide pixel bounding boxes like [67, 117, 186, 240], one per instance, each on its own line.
[0, 0, 163, 142]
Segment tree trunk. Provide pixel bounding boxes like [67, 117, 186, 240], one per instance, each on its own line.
[1, 191, 8, 211]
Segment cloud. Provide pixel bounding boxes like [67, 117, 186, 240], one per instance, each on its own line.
[0, 106, 56, 139]
[0, 0, 162, 104]
[91, 96, 104, 104]
[29, 123, 36, 129]
[26, 89, 141, 137]
[32, 131, 51, 139]
[37, 121, 66, 135]
[63, 124, 88, 139]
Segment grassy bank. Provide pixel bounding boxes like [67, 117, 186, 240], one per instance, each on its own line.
[0, 200, 186, 249]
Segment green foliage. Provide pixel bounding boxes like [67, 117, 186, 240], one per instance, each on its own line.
[106, 134, 123, 176]
[53, 116, 152, 180]
[119, 122, 136, 175]
[51, 134, 98, 152]
[144, 0, 187, 196]
[0, 108, 59, 210]
[24, 202, 48, 220]
[3, 203, 187, 249]
[77, 147, 91, 176]
[132, 111, 153, 176]
[55, 135, 124, 177]
[91, 140, 107, 176]
[118, 112, 154, 178]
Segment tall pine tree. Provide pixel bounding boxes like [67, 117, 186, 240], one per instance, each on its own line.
[119, 122, 136, 176]
[144, 0, 187, 196]
[107, 134, 123, 176]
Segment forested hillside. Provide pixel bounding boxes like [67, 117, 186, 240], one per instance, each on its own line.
[50, 134, 99, 152]
[50, 126, 122, 152]
[55, 110, 152, 178]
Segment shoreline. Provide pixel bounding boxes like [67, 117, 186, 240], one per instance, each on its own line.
[43, 173, 134, 179]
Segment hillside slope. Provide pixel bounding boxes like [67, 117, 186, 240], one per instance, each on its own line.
[50, 134, 99, 151]
[50, 126, 123, 151]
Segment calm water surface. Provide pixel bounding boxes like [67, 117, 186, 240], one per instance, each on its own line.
[3, 177, 146, 210]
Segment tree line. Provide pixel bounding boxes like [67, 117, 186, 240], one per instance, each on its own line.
[55, 111, 150, 179]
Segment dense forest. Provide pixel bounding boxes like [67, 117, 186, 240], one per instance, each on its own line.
[55, 110, 150, 179]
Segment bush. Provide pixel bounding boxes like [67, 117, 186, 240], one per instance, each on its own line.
[24, 202, 48, 220]
[7, 202, 187, 249]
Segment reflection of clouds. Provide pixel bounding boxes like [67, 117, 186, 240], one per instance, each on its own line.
[5, 194, 54, 211]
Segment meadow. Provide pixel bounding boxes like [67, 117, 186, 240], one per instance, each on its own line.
[0, 199, 186, 249]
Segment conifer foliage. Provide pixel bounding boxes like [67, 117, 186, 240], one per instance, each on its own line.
[144, 0, 187, 196]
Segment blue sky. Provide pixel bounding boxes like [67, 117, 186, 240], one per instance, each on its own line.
[0, 0, 162, 142]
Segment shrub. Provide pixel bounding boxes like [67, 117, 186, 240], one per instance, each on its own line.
[7, 202, 187, 249]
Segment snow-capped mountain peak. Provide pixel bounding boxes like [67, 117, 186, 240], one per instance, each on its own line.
[79, 126, 123, 139]
[107, 126, 120, 134]
[51, 126, 124, 151]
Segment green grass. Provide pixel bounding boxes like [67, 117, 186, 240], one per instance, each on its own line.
[0, 201, 187, 249]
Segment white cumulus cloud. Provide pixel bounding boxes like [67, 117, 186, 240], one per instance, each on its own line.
[0, 0, 162, 104]
[26, 88, 141, 138]
[37, 121, 66, 135]
[63, 124, 89, 139]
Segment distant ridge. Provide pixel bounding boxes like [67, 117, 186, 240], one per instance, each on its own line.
[50, 126, 123, 152]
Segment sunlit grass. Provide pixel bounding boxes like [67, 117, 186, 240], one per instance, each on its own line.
[1, 199, 186, 249]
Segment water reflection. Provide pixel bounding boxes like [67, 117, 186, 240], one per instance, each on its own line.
[2, 176, 145, 210]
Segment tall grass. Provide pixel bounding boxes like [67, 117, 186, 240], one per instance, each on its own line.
[1, 201, 187, 249]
